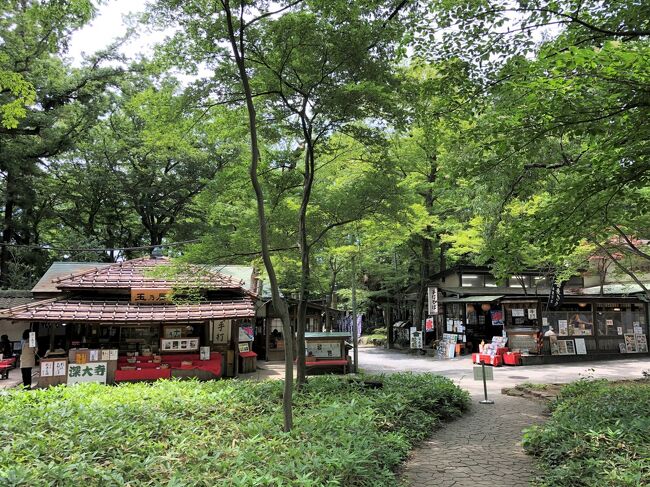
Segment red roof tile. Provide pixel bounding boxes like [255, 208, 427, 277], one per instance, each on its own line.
[53, 258, 247, 292]
[0, 298, 256, 322]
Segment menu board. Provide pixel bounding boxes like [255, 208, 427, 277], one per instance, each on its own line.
[161, 338, 199, 351]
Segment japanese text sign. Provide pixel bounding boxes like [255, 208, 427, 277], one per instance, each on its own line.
[130, 289, 171, 303]
[67, 362, 107, 385]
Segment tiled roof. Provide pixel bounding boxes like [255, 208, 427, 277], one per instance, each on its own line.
[53, 258, 247, 291]
[0, 290, 34, 309]
[32, 262, 112, 293]
[0, 298, 256, 322]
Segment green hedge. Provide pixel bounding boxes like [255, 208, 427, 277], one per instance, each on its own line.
[523, 380, 650, 486]
[0, 373, 469, 486]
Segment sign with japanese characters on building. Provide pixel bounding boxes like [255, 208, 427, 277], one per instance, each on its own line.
[67, 362, 108, 385]
[211, 320, 231, 344]
[130, 289, 171, 303]
[427, 287, 439, 315]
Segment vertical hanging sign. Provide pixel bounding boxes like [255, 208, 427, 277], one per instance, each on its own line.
[427, 287, 439, 315]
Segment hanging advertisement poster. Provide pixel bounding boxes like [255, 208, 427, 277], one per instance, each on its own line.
[511, 308, 525, 317]
[558, 320, 568, 336]
[527, 309, 537, 319]
[239, 325, 254, 342]
[425, 318, 434, 332]
[490, 310, 504, 327]
[624, 334, 637, 353]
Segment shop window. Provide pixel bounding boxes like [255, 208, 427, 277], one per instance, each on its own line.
[565, 275, 584, 287]
[483, 275, 498, 287]
[596, 303, 646, 337]
[508, 276, 529, 288]
[543, 304, 593, 336]
[531, 275, 549, 289]
[461, 274, 482, 287]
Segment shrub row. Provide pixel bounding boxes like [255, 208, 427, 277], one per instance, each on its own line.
[0, 373, 469, 486]
[523, 379, 650, 486]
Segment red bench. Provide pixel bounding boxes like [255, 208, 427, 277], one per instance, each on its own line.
[305, 359, 349, 375]
[0, 358, 15, 379]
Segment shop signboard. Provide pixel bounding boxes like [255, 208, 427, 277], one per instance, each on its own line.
[130, 289, 171, 303]
[410, 329, 423, 349]
[427, 287, 439, 315]
[68, 362, 107, 385]
[211, 320, 231, 344]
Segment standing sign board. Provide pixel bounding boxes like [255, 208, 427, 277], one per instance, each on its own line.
[427, 287, 439, 315]
[67, 362, 108, 385]
[410, 328, 423, 349]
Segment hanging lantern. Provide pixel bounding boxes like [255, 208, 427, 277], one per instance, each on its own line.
[466, 304, 475, 313]
[481, 303, 492, 312]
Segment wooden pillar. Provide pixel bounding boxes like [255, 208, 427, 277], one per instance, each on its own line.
[231, 319, 239, 377]
[265, 316, 270, 361]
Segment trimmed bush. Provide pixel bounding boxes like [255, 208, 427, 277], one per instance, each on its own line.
[523, 380, 650, 486]
[0, 373, 469, 486]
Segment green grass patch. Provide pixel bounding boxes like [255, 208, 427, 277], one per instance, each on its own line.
[0, 373, 469, 486]
[523, 379, 650, 486]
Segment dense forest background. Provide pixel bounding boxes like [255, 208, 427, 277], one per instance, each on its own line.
[1, 0, 648, 320]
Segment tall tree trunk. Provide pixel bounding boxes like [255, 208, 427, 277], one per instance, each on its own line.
[223, 0, 293, 431]
[296, 123, 315, 387]
[1, 168, 16, 288]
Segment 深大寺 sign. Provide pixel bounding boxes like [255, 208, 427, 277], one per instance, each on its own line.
[67, 362, 108, 385]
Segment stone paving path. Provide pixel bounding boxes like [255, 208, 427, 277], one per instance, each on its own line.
[402, 394, 547, 487]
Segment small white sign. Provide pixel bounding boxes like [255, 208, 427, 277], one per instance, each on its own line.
[67, 362, 107, 385]
[527, 309, 537, 319]
[200, 346, 211, 361]
[558, 320, 568, 335]
[89, 350, 99, 362]
[109, 349, 118, 360]
[28, 332, 36, 348]
[101, 349, 111, 361]
[542, 317, 548, 326]
[512, 308, 525, 317]
[617, 326, 623, 336]
[606, 319, 614, 327]
[53, 360, 67, 377]
[40, 361, 53, 377]
[574, 338, 587, 355]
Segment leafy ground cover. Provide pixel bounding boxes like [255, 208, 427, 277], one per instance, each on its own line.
[523, 379, 650, 486]
[0, 373, 468, 486]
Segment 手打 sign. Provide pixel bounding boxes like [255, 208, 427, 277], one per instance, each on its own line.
[67, 362, 107, 385]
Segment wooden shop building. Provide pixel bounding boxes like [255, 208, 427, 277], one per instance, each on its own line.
[0, 256, 262, 385]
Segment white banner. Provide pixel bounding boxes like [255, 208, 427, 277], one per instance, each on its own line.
[427, 287, 439, 315]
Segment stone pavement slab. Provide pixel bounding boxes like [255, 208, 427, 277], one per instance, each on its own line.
[402, 394, 547, 487]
